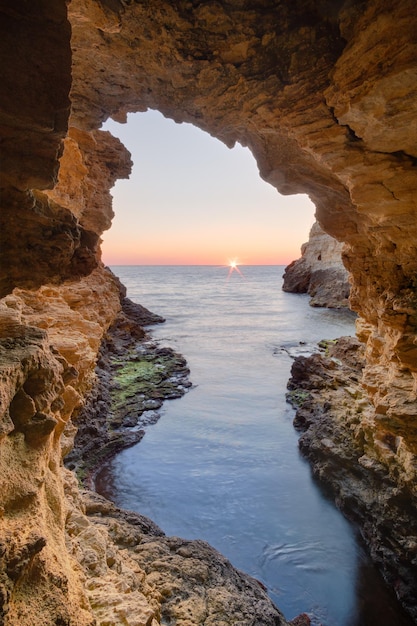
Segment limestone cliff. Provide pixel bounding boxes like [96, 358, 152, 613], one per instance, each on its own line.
[1, 0, 417, 624]
[282, 222, 350, 308]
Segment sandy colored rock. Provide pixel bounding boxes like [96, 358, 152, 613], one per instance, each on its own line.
[283, 222, 350, 308]
[77, 488, 288, 626]
[0, 318, 94, 626]
[46, 127, 132, 235]
[63, 475, 288, 626]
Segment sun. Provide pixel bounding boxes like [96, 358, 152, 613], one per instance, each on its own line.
[226, 259, 245, 280]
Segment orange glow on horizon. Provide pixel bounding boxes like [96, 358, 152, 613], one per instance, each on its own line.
[101, 237, 301, 267]
[101, 248, 299, 266]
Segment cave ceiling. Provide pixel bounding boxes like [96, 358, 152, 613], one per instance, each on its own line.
[1, 0, 417, 359]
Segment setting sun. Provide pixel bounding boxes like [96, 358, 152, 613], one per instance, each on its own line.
[226, 259, 245, 279]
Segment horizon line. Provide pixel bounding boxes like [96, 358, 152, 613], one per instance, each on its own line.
[106, 262, 289, 267]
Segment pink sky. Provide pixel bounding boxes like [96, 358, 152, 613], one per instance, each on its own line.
[101, 111, 315, 266]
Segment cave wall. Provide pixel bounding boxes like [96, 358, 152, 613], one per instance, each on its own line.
[1, 0, 417, 623]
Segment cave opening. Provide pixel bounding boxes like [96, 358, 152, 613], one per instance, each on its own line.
[101, 109, 315, 267]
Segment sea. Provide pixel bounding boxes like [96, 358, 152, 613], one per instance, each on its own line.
[96, 265, 413, 626]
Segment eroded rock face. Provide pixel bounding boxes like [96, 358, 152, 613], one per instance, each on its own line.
[63, 477, 289, 626]
[64, 296, 189, 486]
[0, 318, 94, 625]
[1, 0, 417, 623]
[287, 337, 417, 620]
[20, 1, 417, 477]
[282, 222, 350, 308]
[0, 1, 73, 296]
[0, 266, 124, 624]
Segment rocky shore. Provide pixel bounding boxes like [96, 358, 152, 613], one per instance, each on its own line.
[287, 337, 417, 623]
[64, 476, 293, 626]
[65, 295, 191, 487]
[3, 1, 417, 624]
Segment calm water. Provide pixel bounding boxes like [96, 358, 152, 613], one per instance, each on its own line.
[97, 265, 412, 626]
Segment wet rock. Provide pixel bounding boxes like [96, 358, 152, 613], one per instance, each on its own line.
[62, 476, 289, 626]
[288, 614, 312, 626]
[287, 337, 417, 622]
[65, 296, 191, 485]
[2, 0, 417, 623]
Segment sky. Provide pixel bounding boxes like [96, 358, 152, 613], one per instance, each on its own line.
[101, 110, 315, 266]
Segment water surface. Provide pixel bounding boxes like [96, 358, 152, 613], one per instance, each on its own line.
[97, 266, 412, 626]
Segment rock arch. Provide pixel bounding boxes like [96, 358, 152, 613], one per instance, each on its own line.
[53, 0, 417, 482]
[1, 0, 417, 623]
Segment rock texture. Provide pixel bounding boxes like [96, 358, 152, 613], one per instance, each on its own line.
[1, 267, 289, 625]
[64, 476, 288, 626]
[0, 267, 122, 625]
[282, 222, 350, 308]
[1, 0, 417, 624]
[65, 297, 190, 487]
[287, 337, 417, 621]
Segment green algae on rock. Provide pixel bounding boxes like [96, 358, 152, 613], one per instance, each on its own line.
[65, 299, 191, 486]
[109, 346, 191, 427]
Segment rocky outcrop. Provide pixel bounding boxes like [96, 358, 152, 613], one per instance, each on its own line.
[287, 337, 417, 621]
[65, 297, 190, 487]
[1, 267, 291, 625]
[64, 475, 289, 626]
[0, 267, 122, 625]
[282, 222, 350, 308]
[1, 0, 417, 623]
[0, 317, 96, 626]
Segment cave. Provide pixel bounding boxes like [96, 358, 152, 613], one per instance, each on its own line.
[1, 1, 417, 624]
